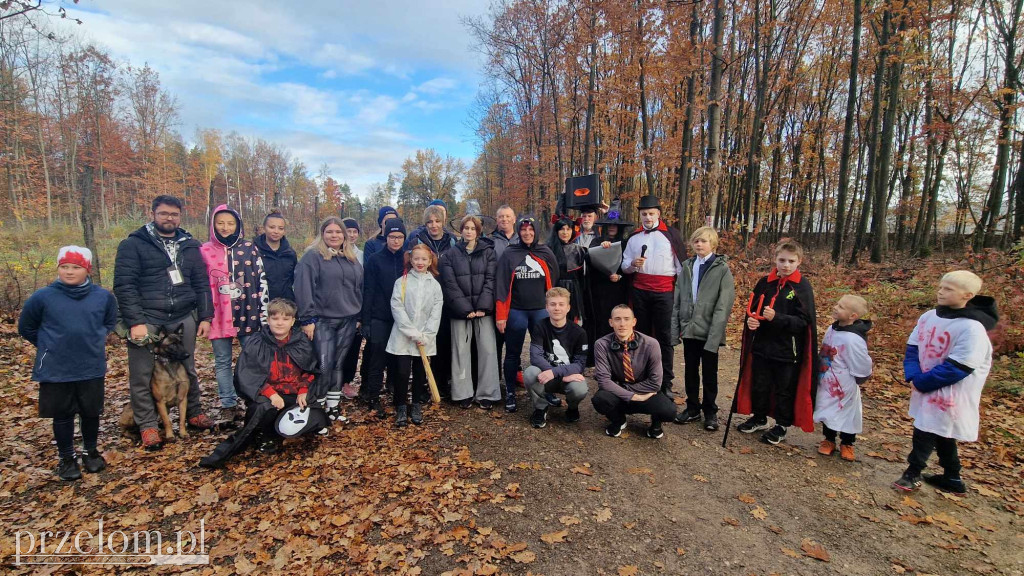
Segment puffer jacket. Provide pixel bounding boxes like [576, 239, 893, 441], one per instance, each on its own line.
[405, 227, 456, 256]
[671, 255, 736, 352]
[438, 237, 496, 318]
[114, 223, 214, 326]
[254, 234, 297, 302]
[200, 205, 269, 339]
[386, 270, 444, 356]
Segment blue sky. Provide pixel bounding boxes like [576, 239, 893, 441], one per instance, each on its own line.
[60, 0, 489, 198]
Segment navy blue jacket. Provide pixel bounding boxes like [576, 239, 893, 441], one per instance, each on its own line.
[18, 280, 118, 382]
[361, 246, 406, 342]
[254, 234, 297, 302]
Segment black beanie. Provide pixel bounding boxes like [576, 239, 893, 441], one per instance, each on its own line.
[343, 218, 360, 232]
[383, 218, 406, 238]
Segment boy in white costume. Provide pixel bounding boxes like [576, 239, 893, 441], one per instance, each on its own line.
[814, 295, 872, 462]
[893, 271, 997, 495]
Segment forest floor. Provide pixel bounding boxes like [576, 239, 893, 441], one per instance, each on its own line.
[0, 254, 1021, 575]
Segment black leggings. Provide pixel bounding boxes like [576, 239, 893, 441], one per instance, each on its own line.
[388, 354, 430, 407]
[823, 424, 856, 445]
[53, 415, 99, 459]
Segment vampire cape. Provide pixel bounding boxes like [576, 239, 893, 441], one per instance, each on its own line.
[734, 269, 819, 432]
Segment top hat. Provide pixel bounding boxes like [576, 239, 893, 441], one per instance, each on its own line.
[638, 194, 661, 211]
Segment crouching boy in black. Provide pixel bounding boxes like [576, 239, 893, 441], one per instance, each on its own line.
[200, 298, 320, 468]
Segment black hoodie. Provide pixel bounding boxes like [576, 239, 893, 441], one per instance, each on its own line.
[935, 295, 999, 330]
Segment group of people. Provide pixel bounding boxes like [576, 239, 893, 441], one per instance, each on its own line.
[18, 192, 997, 498]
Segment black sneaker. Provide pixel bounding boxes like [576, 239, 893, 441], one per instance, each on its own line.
[478, 399, 494, 411]
[56, 456, 81, 481]
[923, 474, 967, 495]
[370, 399, 387, 419]
[674, 409, 701, 424]
[545, 393, 563, 408]
[504, 395, 517, 413]
[737, 415, 770, 434]
[198, 455, 225, 469]
[258, 438, 281, 454]
[82, 450, 107, 473]
[893, 472, 923, 492]
[395, 405, 408, 427]
[410, 403, 423, 425]
[565, 407, 580, 423]
[646, 423, 665, 439]
[459, 399, 473, 409]
[530, 409, 547, 428]
[605, 420, 627, 438]
[703, 413, 720, 431]
[761, 425, 787, 445]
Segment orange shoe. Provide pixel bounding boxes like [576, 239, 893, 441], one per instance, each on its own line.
[140, 427, 163, 451]
[840, 444, 855, 462]
[187, 413, 216, 430]
[818, 440, 836, 456]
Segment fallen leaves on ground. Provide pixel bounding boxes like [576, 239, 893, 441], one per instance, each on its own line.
[801, 538, 831, 562]
[540, 529, 568, 544]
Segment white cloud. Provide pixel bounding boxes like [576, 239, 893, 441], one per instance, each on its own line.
[58, 0, 488, 194]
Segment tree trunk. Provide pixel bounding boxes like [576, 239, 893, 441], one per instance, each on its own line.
[676, 1, 700, 231]
[870, 3, 905, 263]
[705, 0, 725, 226]
[79, 163, 101, 286]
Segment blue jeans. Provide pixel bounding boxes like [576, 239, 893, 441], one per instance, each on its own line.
[502, 308, 549, 396]
[212, 335, 248, 408]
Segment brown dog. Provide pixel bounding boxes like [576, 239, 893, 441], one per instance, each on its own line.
[119, 325, 191, 441]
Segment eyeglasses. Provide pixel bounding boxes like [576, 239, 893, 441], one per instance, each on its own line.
[155, 211, 181, 219]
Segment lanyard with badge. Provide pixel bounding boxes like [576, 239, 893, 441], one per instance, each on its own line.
[164, 239, 184, 285]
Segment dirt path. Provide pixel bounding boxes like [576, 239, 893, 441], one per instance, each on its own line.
[435, 345, 1022, 576]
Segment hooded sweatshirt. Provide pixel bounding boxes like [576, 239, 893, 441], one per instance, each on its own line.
[200, 205, 269, 339]
[18, 279, 118, 383]
[494, 219, 559, 321]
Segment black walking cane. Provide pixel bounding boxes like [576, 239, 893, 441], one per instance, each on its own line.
[721, 349, 745, 448]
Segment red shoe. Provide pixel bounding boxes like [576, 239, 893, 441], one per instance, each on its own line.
[140, 428, 163, 451]
[515, 372, 525, 388]
[187, 414, 215, 430]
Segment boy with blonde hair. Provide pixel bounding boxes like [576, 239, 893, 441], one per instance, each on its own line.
[525, 288, 589, 428]
[813, 294, 872, 461]
[671, 226, 735, 431]
[894, 271, 997, 494]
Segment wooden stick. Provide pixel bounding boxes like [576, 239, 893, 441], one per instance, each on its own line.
[418, 344, 441, 404]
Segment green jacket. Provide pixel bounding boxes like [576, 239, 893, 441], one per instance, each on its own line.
[671, 255, 736, 353]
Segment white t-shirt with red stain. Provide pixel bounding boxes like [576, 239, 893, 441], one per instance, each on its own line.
[907, 310, 992, 442]
[813, 326, 872, 434]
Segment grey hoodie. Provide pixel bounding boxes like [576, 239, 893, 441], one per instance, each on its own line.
[294, 249, 363, 324]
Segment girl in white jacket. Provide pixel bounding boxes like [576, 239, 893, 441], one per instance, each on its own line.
[386, 244, 444, 427]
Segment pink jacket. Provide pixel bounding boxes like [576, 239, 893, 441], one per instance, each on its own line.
[200, 205, 269, 340]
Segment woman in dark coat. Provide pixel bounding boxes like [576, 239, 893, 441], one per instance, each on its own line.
[590, 203, 633, 341]
[438, 215, 501, 409]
